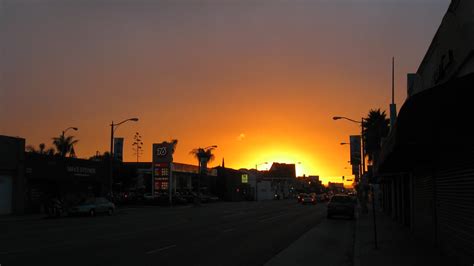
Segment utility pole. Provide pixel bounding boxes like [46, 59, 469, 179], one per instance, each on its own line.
[390, 57, 397, 131]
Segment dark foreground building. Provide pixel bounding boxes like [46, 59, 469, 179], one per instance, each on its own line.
[376, 1, 474, 264]
[0, 135, 26, 214]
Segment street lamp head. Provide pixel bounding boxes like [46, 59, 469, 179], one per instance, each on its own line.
[333, 116, 342, 120]
[340, 142, 349, 145]
[130, 118, 139, 122]
[72, 127, 78, 131]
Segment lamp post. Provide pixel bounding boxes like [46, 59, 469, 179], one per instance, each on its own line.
[109, 118, 139, 196]
[255, 162, 268, 202]
[332, 116, 365, 177]
[61, 127, 78, 156]
[333, 115, 377, 249]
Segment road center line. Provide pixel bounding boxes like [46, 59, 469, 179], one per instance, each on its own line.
[146, 244, 177, 254]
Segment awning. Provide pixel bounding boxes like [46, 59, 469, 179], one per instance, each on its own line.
[377, 73, 474, 174]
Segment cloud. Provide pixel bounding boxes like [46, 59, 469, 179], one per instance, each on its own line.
[237, 133, 246, 141]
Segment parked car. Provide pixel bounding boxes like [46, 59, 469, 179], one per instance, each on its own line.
[68, 197, 115, 217]
[178, 191, 195, 203]
[297, 193, 306, 203]
[172, 193, 188, 204]
[208, 195, 219, 202]
[301, 193, 316, 205]
[327, 194, 355, 219]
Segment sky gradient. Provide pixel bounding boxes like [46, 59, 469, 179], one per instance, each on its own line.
[0, 0, 450, 185]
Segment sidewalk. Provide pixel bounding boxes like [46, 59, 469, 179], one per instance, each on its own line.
[0, 213, 45, 223]
[265, 214, 354, 266]
[354, 207, 449, 266]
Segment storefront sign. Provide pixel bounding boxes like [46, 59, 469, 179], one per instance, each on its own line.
[66, 166, 96, 176]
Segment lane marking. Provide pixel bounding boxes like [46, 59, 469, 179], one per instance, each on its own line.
[222, 211, 245, 218]
[259, 213, 291, 223]
[146, 244, 177, 254]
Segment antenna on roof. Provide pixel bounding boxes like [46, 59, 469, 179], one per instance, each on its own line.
[390, 57, 397, 131]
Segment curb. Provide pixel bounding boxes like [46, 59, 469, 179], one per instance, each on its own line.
[353, 207, 361, 266]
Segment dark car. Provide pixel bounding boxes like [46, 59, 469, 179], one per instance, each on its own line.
[297, 193, 306, 203]
[327, 194, 355, 219]
[68, 197, 115, 217]
[301, 193, 316, 205]
[172, 193, 188, 204]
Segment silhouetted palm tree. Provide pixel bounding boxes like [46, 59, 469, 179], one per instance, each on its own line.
[362, 109, 390, 164]
[190, 146, 216, 173]
[190, 146, 216, 198]
[52, 135, 79, 157]
[168, 139, 178, 158]
[26, 143, 55, 156]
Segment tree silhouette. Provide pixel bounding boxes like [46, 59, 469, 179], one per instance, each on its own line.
[362, 109, 390, 164]
[26, 143, 55, 156]
[190, 145, 216, 200]
[132, 132, 144, 163]
[52, 135, 79, 157]
[89, 151, 111, 161]
[190, 146, 216, 173]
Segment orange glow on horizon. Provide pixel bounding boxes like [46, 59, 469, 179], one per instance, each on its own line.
[1, 1, 448, 192]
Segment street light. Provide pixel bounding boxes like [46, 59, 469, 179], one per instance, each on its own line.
[204, 145, 218, 150]
[332, 116, 365, 176]
[255, 162, 268, 170]
[334, 115, 377, 248]
[109, 117, 139, 195]
[340, 142, 349, 145]
[62, 127, 78, 137]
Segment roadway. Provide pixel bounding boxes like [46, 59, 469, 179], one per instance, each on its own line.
[0, 199, 354, 266]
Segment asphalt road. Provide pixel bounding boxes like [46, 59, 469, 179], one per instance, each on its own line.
[0, 200, 354, 266]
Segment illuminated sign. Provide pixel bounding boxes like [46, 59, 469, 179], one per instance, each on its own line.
[152, 142, 174, 194]
[242, 174, 248, 183]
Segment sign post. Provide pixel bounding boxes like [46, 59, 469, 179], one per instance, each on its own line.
[152, 142, 174, 205]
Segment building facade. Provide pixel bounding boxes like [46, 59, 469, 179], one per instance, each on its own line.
[376, 1, 474, 264]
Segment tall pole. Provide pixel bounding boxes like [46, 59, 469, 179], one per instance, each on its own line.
[361, 117, 365, 176]
[392, 57, 395, 104]
[108, 117, 138, 197]
[255, 164, 259, 202]
[390, 57, 397, 130]
[110, 121, 114, 196]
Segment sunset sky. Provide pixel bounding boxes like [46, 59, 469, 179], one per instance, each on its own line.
[0, 0, 449, 185]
